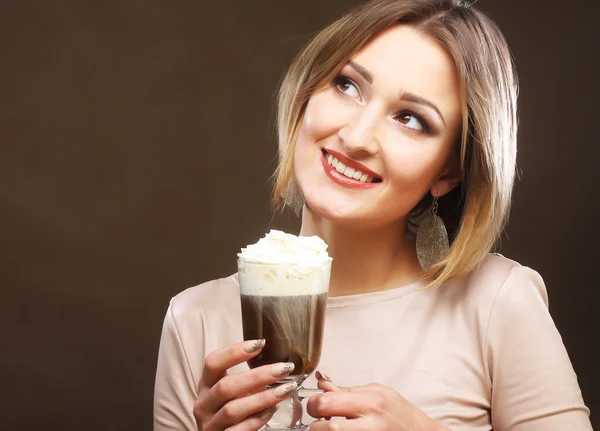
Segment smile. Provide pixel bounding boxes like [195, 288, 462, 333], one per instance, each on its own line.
[320, 149, 382, 189]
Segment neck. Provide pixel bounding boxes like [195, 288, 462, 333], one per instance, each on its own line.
[299, 207, 423, 297]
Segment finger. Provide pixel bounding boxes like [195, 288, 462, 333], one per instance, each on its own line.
[307, 391, 382, 419]
[315, 371, 344, 393]
[344, 383, 387, 393]
[319, 382, 389, 395]
[314, 373, 383, 395]
[200, 340, 265, 389]
[316, 380, 383, 395]
[315, 371, 332, 383]
[207, 382, 298, 430]
[201, 361, 296, 412]
[221, 406, 278, 431]
[344, 383, 400, 403]
[317, 379, 344, 393]
[308, 417, 373, 431]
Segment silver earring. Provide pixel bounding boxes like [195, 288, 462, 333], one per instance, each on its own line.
[416, 193, 449, 270]
[285, 178, 304, 217]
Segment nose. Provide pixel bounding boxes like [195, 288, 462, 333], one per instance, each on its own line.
[337, 107, 380, 156]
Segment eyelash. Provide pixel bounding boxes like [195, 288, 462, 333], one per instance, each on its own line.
[332, 75, 431, 134]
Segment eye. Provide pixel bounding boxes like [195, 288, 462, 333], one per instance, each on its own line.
[396, 112, 428, 132]
[333, 76, 360, 100]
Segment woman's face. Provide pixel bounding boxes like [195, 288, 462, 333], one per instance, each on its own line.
[294, 25, 462, 229]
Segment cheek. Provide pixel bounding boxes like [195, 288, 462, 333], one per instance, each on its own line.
[298, 92, 348, 144]
[295, 94, 336, 168]
[383, 144, 450, 190]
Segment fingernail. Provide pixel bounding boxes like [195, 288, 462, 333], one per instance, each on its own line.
[270, 362, 295, 377]
[315, 370, 332, 382]
[259, 405, 278, 420]
[243, 339, 265, 353]
[273, 381, 298, 398]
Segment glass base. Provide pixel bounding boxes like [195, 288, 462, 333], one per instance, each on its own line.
[264, 393, 305, 431]
[264, 377, 315, 431]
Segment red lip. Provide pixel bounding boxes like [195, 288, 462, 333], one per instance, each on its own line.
[320, 150, 381, 189]
[323, 149, 381, 179]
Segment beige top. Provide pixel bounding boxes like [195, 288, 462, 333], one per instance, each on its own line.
[153, 254, 591, 430]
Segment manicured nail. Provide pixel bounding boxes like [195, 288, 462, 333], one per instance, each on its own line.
[243, 339, 265, 353]
[270, 362, 295, 378]
[273, 382, 298, 398]
[315, 371, 332, 382]
[259, 405, 278, 420]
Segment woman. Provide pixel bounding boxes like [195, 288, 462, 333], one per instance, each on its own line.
[154, 0, 591, 429]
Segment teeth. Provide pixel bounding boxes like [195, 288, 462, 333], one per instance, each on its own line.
[325, 152, 377, 182]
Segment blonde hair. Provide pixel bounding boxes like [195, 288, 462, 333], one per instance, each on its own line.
[272, 0, 518, 288]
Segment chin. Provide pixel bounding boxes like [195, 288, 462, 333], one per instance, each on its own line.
[303, 193, 372, 228]
[297, 168, 388, 228]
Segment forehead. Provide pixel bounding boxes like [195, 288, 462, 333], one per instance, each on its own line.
[350, 25, 461, 117]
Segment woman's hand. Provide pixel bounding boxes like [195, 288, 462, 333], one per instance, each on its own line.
[193, 340, 297, 431]
[307, 377, 448, 431]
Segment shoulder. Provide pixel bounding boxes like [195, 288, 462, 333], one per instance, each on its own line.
[166, 273, 242, 351]
[456, 253, 548, 309]
[436, 254, 549, 332]
[164, 273, 243, 367]
[154, 274, 244, 412]
[169, 273, 240, 323]
[475, 258, 591, 427]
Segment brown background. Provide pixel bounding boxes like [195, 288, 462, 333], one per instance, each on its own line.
[1, 1, 598, 430]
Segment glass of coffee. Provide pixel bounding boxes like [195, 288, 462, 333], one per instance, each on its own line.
[237, 230, 332, 431]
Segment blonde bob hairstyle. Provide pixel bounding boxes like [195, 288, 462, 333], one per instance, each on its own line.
[272, 0, 518, 288]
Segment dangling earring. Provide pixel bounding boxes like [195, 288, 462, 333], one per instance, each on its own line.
[416, 193, 449, 270]
[285, 177, 304, 217]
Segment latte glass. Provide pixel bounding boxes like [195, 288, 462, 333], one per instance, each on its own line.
[238, 259, 331, 431]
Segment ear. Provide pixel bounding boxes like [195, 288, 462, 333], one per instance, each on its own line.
[430, 155, 462, 198]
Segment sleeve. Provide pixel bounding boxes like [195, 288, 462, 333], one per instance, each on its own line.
[153, 301, 201, 431]
[487, 266, 592, 430]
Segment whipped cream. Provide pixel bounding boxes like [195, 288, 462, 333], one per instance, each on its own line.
[237, 230, 332, 296]
[238, 230, 332, 264]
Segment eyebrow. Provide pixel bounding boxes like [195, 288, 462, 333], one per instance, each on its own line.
[347, 60, 446, 127]
[399, 92, 446, 127]
[348, 60, 373, 84]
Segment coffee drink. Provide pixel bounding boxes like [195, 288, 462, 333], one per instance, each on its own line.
[241, 292, 327, 376]
[237, 230, 332, 379]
